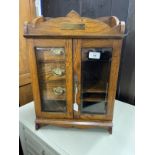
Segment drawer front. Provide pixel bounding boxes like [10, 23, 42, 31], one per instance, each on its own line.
[41, 82, 66, 101]
[36, 47, 65, 61]
[38, 62, 66, 82]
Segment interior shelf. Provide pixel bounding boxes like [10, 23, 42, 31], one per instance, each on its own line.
[82, 81, 107, 93]
[82, 92, 106, 102]
[83, 86, 106, 93]
[82, 97, 105, 102]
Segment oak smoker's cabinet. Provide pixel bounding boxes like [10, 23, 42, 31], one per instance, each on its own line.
[24, 11, 125, 134]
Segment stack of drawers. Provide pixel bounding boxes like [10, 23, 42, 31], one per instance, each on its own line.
[35, 47, 67, 112]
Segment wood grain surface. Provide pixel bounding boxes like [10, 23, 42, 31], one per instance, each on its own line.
[25, 11, 125, 132]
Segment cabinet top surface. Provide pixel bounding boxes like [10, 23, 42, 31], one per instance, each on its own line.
[24, 10, 125, 39]
[19, 100, 134, 155]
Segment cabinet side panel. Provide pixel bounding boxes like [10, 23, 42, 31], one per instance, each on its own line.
[107, 40, 123, 116]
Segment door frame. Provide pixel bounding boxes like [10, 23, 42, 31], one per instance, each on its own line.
[28, 38, 73, 119]
[73, 39, 122, 121]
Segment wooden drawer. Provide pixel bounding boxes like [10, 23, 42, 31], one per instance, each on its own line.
[41, 82, 66, 101]
[38, 62, 66, 82]
[36, 47, 65, 61]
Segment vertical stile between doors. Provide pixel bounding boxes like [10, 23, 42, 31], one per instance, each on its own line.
[73, 39, 82, 119]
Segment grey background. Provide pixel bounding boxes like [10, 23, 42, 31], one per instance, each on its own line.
[41, 0, 135, 105]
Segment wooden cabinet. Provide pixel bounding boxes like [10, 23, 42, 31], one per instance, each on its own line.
[24, 11, 125, 134]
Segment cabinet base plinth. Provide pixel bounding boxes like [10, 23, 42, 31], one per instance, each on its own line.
[35, 118, 113, 134]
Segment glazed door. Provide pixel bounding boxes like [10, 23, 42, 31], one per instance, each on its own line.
[73, 39, 121, 120]
[29, 39, 73, 119]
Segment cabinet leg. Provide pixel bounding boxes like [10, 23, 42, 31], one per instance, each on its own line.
[108, 127, 112, 134]
[35, 123, 40, 130]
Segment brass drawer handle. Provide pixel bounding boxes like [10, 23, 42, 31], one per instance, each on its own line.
[50, 48, 64, 55]
[52, 68, 65, 76]
[53, 87, 66, 96]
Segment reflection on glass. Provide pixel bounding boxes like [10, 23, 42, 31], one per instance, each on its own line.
[35, 47, 67, 112]
[81, 48, 112, 114]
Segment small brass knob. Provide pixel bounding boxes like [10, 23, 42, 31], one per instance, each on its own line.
[52, 68, 65, 76]
[53, 87, 66, 96]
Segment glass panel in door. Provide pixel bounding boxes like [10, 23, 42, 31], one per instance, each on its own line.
[35, 47, 67, 112]
[81, 48, 112, 114]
